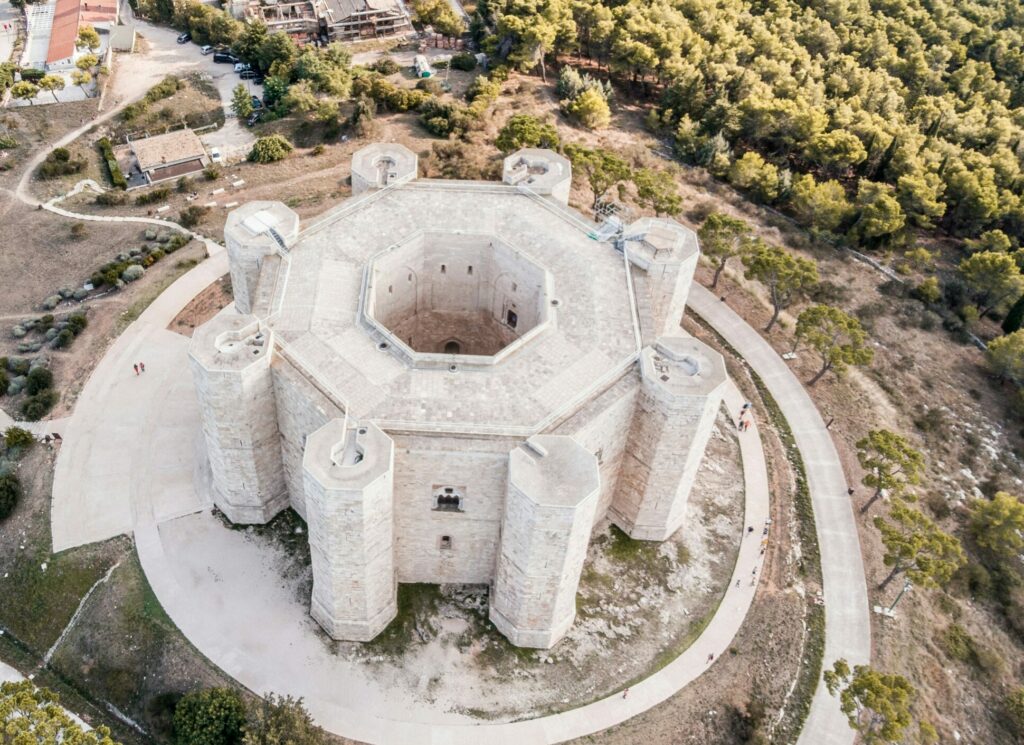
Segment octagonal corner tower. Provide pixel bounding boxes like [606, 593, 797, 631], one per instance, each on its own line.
[490, 435, 600, 648]
[303, 419, 397, 641]
[351, 142, 418, 194]
[190, 142, 729, 648]
[502, 148, 572, 206]
[223, 201, 300, 315]
[612, 335, 728, 541]
[188, 312, 287, 523]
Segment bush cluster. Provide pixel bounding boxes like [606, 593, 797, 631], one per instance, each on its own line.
[135, 187, 172, 206]
[38, 148, 85, 180]
[450, 52, 477, 71]
[97, 137, 127, 189]
[89, 234, 187, 288]
[0, 472, 20, 522]
[419, 74, 502, 137]
[172, 688, 326, 745]
[248, 134, 293, 164]
[95, 190, 127, 206]
[0, 135, 17, 149]
[122, 76, 184, 122]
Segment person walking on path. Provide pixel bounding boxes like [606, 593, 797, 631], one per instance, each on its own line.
[622, 688, 629, 700]
[706, 653, 714, 664]
[133, 364, 139, 376]
[139, 362, 146, 373]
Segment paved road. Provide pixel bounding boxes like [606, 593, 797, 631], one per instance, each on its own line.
[0, 3, 19, 65]
[688, 285, 870, 745]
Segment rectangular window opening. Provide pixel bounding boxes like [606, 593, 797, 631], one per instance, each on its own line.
[441, 264, 446, 274]
[467, 266, 473, 275]
[440, 535, 452, 550]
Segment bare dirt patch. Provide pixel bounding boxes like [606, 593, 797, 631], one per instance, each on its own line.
[168, 273, 232, 337]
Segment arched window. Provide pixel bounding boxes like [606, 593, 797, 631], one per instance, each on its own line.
[433, 486, 464, 511]
[444, 340, 461, 355]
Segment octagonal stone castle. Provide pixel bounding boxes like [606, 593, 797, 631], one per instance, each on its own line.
[188, 143, 728, 649]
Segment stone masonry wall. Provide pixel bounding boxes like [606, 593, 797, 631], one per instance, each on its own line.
[189, 347, 287, 524]
[271, 357, 344, 519]
[611, 377, 723, 541]
[390, 433, 513, 584]
[550, 372, 640, 525]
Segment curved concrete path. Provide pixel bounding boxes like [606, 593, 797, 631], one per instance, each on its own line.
[688, 285, 870, 745]
[49, 251, 778, 742]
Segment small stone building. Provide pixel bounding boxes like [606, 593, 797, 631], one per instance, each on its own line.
[128, 129, 209, 186]
[189, 143, 728, 649]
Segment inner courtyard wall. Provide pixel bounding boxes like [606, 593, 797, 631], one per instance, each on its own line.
[388, 310, 516, 356]
[371, 234, 547, 355]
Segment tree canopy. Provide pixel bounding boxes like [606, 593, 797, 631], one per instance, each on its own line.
[0, 680, 119, 744]
[795, 304, 874, 385]
[824, 660, 917, 745]
[742, 241, 819, 331]
[873, 501, 965, 591]
[855, 429, 925, 513]
[495, 114, 560, 153]
[970, 491, 1024, 562]
[698, 211, 752, 289]
[987, 330, 1024, 386]
[479, 0, 1024, 248]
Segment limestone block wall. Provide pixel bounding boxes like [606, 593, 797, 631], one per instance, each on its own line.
[550, 372, 640, 525]
[490, 436, 600, 648]
[611, 337, 727, 541]
[271, 357, 344, 519]
[390, 434, 510, 584]
[224, 201, 300, 314]
[188, 313, 287, 524]
[303, 420, 398, 641]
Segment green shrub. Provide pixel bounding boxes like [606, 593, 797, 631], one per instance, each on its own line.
[1007, 687, 1024, 735]
[7, 358, 29, 376]
[0, 370, 8, 396]
[203, 166, 220, 181]
[95, 190, 127, 206]
[416, 77, 442, 95]
[173, 688, 246, 745]
[52, 329, 74, 348]
[4, 426, 35, 450]
[940, 624, 974, 662]
[19, 68, 45, 82]
[21, 389, 58, 421]
[0, 135, 17, 149]
[0, 473, 21, 521]
[38, 148, 85, 179]
[66, 313, 88, 336]
[179, 205, 209, 228]
[248, 134, 293, 163]
[370, 57, 400, 75]
[144, 75, 183, 105]
[450, 52, 476, 71]
[97, 137, 127, 189]
[135, 187, 172, 206]
[25, 366, 53, 395]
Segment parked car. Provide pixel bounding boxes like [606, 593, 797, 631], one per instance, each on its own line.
[239, 69, 257, 80]
[234, 62, 251, 73]
[252, 75, 265, 85]
[213, 51, 238, 64]
[246, 111, 263, 127]
[250, 95, 263, 109]
[209, 147, 222, 164]
[176, 32, 191, 44]
[200, 45, 214, 55]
